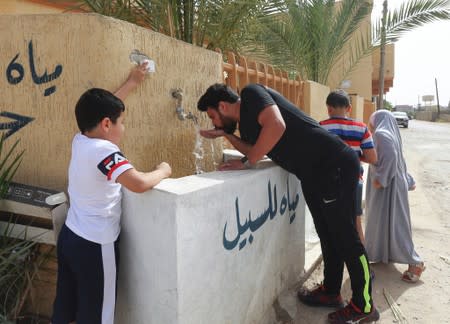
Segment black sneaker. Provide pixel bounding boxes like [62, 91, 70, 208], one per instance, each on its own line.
[297, 284, 345, 308]
[328, 300, 380, 323]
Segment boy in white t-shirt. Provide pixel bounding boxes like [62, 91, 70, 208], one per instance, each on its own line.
[52, 63, 171, 324]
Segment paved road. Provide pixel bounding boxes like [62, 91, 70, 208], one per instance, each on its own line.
[402, 120, 450, 228]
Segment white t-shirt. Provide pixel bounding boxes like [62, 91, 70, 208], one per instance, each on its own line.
[65, 133, 133, 244]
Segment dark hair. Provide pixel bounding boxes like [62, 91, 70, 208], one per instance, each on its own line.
[197, 83, 239, 111]
[75, 88, 125, 133]
[326, 89, 350, 108]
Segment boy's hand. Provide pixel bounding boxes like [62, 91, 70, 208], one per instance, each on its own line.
[127, 62, 148, 85]
[156, 162, 172, 177]
[373, 179, 382, 189]
[114, 62, 148, 101]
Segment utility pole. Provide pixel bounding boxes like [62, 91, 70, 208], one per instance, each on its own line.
[435, 77, 441, 119]
[377, 0, 388, 110]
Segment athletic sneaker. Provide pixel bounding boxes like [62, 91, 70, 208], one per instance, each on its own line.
[297, 284, 345, 308]
[328, 300, 380, 323]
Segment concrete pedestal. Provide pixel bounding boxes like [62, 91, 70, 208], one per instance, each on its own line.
[115, 165, 305, 324]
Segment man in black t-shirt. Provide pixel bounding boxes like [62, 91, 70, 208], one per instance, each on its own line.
[197, 83, 379, 324]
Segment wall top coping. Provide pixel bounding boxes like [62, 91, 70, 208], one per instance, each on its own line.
[153, 165, 279, 196]
[149, 150, 278, 196]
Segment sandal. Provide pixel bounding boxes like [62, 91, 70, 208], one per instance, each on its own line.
[401, 262, 425, 283]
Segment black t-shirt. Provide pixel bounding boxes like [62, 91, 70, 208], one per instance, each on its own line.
[239, 84, 348, 180]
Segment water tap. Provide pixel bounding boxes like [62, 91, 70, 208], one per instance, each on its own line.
[171, 88, 198, 124]
[185, 112, 198, 124]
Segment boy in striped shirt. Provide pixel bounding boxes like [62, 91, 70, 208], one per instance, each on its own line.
[320, 90, 377, 247]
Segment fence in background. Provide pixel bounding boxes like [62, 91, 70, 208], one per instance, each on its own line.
[222, 52, 303, 107]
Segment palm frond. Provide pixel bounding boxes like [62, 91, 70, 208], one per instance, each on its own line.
[250, 0, 372, 84]
[0, 136, 24, 198]
[373, 0, 450, 45]
[318, 0, 372, 84]
[62, 0, 450, 87]
[0, 134, 29, 320]
[73, 0, 137, 21]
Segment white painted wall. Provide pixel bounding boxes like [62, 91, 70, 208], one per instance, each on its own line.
[116, 165, 306, 324]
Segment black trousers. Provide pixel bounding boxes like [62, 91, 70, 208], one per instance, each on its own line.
[301, 150, 373, 313]
[52, 224, 120, 324]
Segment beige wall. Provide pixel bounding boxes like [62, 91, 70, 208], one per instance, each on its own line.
[349, 94, 365, 122]
[346, 54, 373, 101]
[327, 3, 374, 102]
[302, 80, 330, 122]
[0, 13, 223, 192]
[364, 100, 376, 125]
[0, 0, 62, 14]
[328, 47, 373, 102]
[416, 111, 435, 121]
[372, 44, 395, 82]
[301, 82, 367, 124]
[0, 10, 387, 195]
[439, 114, 450, 122]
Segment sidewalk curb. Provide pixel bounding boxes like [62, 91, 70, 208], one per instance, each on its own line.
[293, 253, 323, 291]
[271, 253, 323, 324]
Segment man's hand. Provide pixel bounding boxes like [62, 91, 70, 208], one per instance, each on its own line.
[199, 128, 226, 139]
[218, 159, 246, 171]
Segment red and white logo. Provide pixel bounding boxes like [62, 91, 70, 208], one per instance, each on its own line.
[98, 151, 129, 180]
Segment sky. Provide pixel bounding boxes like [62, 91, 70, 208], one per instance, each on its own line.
[372, 0, 450, 108]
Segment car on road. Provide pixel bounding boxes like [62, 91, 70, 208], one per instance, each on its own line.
[392, 111, 409, 128]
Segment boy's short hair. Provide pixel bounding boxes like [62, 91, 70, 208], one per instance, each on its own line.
[75, 88, 125, 133]
[326, 89, 351, 108]
[197, 83, 239, 111]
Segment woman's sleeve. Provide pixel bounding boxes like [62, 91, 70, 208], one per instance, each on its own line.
[373, 132, 397, 188]
[406, 172, 416, 190]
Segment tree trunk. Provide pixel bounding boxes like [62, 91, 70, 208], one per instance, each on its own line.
[377, 0, 388, 110]
[435, 77, 441, 119]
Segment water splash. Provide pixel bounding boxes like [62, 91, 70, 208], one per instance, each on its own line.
[193, 123, 204, 174]
[210, 141, 218, 169]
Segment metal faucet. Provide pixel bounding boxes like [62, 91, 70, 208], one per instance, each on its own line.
[171, 88, 198, 124]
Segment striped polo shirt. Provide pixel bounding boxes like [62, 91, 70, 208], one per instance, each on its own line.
[319, 117, 374, 158]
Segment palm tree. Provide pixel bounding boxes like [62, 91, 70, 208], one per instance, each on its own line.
[375, 0, 450, 109]
[248, 0, 450, 88]
[377, 0, 388, 109]
[61, 0, 450, 90]
[0, 134, 30, 321]
[246, 0, 374, 85]
[68, 0, 138, 22]
[70, 0, 278, 53]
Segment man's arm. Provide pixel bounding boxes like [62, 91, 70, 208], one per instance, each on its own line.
[114, 62, 148, 101]
[361, 148, 377, 164]
[246, 104, 285, 164]
[223, 133, 253, 155]
[199, 130, 254, 170]
[116, 162, 172, 193]
[218, 104, 285, 171]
